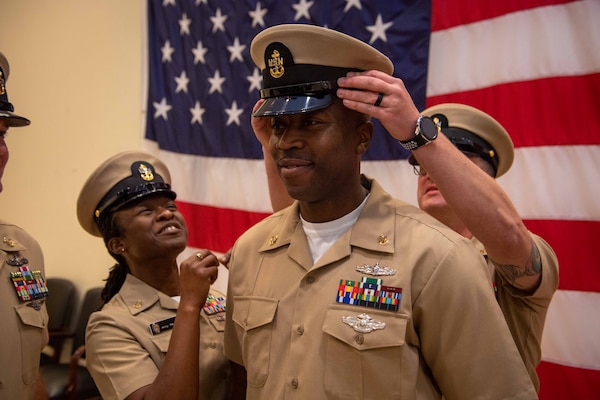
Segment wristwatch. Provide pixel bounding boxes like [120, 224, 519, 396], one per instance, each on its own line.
[398, 116, 439, 151]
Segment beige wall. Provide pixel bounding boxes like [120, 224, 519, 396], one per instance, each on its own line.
[0, 1, 146, 298]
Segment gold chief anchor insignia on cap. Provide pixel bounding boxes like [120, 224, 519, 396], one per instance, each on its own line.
[138, 163, 154, 181]
[342, 313, 386, 333]
[268, 50, 284, 78]
[0, 70, 5, 95]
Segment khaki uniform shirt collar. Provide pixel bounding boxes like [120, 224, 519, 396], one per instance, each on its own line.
[257, 175, 396, 271]
[120, 274, 179, 315]
[1, 221, 27, 274]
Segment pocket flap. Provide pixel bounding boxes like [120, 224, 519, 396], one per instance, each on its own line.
[150, 331, 172, 352]
[232, 296, 278, 331]
[205, 313, 226, 332]
[15, 302, 46, 329]
[323, 304, 408, 350]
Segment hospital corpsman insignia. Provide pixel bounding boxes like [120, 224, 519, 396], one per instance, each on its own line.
[342, 313, 386, 333]
[138, 163, 154, 181]
[268, 50, 284, 78]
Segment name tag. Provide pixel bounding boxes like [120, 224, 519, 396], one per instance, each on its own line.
[148, 316, 175, 335]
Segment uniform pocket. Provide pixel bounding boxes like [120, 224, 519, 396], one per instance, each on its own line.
[15, 302, 48, 385]
[322, 304, 408, 400]
[231, 296, 278, 388]
[205, 313, 226, 332]
[149, 332, 172, 353]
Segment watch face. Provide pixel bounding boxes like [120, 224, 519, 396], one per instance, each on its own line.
[420, 116, 439, 141]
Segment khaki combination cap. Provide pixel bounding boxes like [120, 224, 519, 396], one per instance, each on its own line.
[77, 151, 176, 237]
[0, 51, 30, 127]
[418, 103, 515, 177]
[250, 24, 394, 117]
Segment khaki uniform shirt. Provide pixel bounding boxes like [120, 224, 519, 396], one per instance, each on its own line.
[225, 177, 537, 400]
[86, 274, 230, 400]
[0, 220, 49, 400]
[474, 235, 559, 392]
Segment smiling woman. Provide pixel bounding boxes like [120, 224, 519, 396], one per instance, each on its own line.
[75, 151, 244, 400]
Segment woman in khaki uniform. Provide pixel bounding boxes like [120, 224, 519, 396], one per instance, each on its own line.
[77, 151, 243, 400]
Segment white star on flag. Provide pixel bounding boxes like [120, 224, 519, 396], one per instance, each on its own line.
[152, 98, 171, 120]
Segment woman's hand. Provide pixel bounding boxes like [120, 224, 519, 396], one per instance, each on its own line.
[178, 250, 219, 309]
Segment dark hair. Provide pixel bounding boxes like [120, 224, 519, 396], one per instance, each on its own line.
[96, 210, 130, 306]
[332, 96, 371, 126]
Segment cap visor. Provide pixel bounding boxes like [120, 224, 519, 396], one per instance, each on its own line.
[0, 111, 30, 127]
[252, 94, 335, 117]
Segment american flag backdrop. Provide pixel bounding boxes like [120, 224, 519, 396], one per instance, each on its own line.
[142, 0, 600, 398]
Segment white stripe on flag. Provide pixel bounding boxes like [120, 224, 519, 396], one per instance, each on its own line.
[147, 140, 600, 222]
[499, 145, 600, 221]
[428, 0, 600, 97]
[144, 142, 272, 213]
[542, 289, 600, 370]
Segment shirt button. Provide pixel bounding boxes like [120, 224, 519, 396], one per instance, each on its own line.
[355, 334, 364, 345]
[209, 342, 217, 349]
[291, 378, 298, 389]
[297, 325, 304, 335]
[306, 275, 315, 284]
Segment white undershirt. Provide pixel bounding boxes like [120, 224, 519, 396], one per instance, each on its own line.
[300, 194, 370, 264]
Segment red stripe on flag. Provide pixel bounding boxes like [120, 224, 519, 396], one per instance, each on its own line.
[426, 73, 600, 147]
[177, 201, 269, 254]
[430, 0, 576, 31]
[524, 219, 600, 292]
[537, 361, 600, 399]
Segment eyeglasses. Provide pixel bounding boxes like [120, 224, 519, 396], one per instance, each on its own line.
[412, 164, 427, 176]
[412, 156, 495, 178]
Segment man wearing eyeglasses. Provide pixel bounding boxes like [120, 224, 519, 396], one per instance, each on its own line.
[401, 103, 559, 392]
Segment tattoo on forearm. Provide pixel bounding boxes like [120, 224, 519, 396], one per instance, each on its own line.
[528, 242, 542, 275]
[495, 242, 542, 284]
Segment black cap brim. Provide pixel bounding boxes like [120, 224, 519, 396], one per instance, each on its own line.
[252, 93, 335, 117]
[0, 110, 30, 127]
[408, 127, 499, 176]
